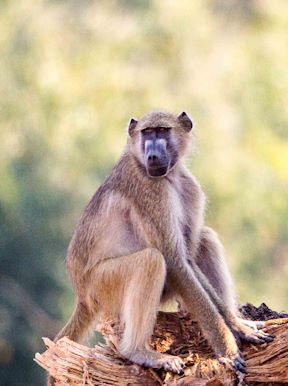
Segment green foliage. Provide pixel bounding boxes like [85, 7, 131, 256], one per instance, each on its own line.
[0, 1, 287, 384]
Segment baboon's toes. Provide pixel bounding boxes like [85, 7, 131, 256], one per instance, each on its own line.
[240, 329, 274, 344]
[163, 355, 185, 374]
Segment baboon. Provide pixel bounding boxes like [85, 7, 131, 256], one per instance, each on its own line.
[48, 110, 273, 384]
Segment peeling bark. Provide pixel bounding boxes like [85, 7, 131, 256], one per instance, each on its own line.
[35, 304, 288, 385]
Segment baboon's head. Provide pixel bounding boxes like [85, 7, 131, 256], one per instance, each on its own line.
[127, 110, 193, 178]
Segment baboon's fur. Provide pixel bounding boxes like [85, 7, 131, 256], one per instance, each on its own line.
[48, 111, 273, 384]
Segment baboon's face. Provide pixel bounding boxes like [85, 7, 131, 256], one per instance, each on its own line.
[141, 126, 172, 177]
[128, 111, 193, 178]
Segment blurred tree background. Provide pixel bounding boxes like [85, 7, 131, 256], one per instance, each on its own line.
[0, 0, 287, 384]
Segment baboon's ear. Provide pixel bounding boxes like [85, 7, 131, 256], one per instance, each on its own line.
[128, 118, 138, 137]
[178, 112, 193, 132]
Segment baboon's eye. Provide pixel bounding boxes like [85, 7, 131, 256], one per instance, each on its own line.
[142, 128, 153, 134]
[158, 127, 171, 132]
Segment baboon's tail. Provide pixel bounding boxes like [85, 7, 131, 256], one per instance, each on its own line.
[47, 299, 98, 386]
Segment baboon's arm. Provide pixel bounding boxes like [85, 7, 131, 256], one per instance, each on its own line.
[167, 255, 240, 359]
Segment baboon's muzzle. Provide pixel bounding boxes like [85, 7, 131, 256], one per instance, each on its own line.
[145, 140, 170, 177]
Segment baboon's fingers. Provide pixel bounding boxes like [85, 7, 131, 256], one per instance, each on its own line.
[233, 358, 247, 374]
[219, 353, 247, 374]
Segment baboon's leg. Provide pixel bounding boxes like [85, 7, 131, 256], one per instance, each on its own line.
[195, 226, 273, 341]
[93, 248, 184, 373]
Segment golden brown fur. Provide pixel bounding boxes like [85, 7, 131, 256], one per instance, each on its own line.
[48, 110, 273, 385]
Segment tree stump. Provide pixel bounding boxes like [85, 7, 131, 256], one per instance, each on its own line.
[35, 303, 288, 385]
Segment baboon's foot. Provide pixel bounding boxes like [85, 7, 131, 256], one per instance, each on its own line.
[127, 349, 184, 374]
[238, 317, 265, 330]
[233, 319, 274, 344]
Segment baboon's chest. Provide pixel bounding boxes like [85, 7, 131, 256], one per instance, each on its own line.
[168, 183, 186, 228]
[131, 175, 198, 252]
[166, 177, 198, 249]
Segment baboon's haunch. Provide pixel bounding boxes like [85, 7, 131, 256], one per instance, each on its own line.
[49, 111, 273, 384]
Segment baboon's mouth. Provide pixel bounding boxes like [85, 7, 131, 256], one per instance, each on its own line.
[147, 165, 169, 178]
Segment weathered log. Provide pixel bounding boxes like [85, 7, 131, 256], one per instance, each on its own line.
[35, 304, 288, 385]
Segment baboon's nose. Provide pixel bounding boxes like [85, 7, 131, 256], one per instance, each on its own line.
[147, 152, 161, 167]
[148, 154, 158, 163]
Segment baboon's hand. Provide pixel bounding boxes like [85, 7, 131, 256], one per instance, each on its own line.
[219, 349, 246, 374]
[216, 333, 246, 374]
[232, 320, 274, 345]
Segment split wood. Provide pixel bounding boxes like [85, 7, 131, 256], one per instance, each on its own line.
[35, 305, 288, 385]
